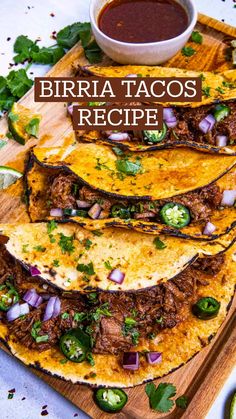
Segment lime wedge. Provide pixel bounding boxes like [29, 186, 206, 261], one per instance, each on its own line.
[8, 103, 41, 145]
[0, 166, 23, 189]
[230, 392, 236, 419]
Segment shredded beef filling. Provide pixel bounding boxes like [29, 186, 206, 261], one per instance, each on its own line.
[101, 101, 236, 146]
[1, 247, 225, 355]
[48, 173, 222, 224]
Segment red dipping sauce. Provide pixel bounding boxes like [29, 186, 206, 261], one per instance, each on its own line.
[98, 0, 189, 44]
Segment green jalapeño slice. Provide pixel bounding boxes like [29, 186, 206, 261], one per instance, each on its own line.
[0, 281, 19, 311]
[94, 388, 128, 412]
[60, 329, 90, 363]
[160, 203, 190, 229]
[143, 124, 167, 143]
[192, 297, 221, 320]
[213, 104, 230, 122]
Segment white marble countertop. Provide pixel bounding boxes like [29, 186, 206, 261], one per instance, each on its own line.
[0, 1, 235, 418]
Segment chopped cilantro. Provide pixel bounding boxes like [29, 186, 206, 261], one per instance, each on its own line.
[104, 260, 113, 270]
[61, 312, 69, 320]
[53, 259, 60, 267]
[90, 303, 112, 322]
[145, 382, 176, 413]
[215, 86, 225, 94]
[116, 158, 143, 176]
[176, 395, 188, 409]
[191, 31, 203, 44]
[47, 220, 58, 234]
[22, 244, 29, 253]
[77, 262, 95, 275]
[58, 233, 75, 255]
[35, 335, 49, 343]
[85, 238, 92, 250]
[31, 321, 49, 343]
[112, 146, 124, 156]
[153, 237, 167, 250]
[25, 117, 40, 138]
[86, 352, 95, 366]
[74, 312, 87, 322]
[33, 245, 46, 252]
[202, 86, 211, 97]
[60, 358, 68, 364]
[124, 317, 136, 326]
[181, 46, 196, 57]
[92, 230, 103, 237]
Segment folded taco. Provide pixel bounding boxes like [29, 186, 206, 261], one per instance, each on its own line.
[75, 66, 236, 154]
[0, 237, 235, 387]
[0, 223, 233, 292]
[28, 142, 236, 240]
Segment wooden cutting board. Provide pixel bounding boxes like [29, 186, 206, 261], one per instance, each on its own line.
[0, 13, 236, 419]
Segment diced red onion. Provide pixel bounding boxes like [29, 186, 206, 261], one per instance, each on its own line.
[30, 266, 41, 277]
[146, 352, 162, 365]
[216, 135, 228, 147]
[108, 269, 125, 284]
[221, 190, 236, 206]
[108, 133, 130, 141]
[7, 302, 29, 322]
[163, 107, 174, 121]
[163, 107, 177, 128]
[166, 119, 177, 128]
[23, 289, 43, 308]
[67, 103, 74, 116]
[125, 74, 138, 78]
[88, 203, 101, 219]
[199, 114, 216, 134]
[50, 208, 63, 217]
[203, 222, 216, 235]
[43, 296, 61, 322]
[123, 352, 139, 370]
[76, 200, 91, 208]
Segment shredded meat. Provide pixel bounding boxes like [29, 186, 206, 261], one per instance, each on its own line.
[50, 173, 77, 208]
[3, 248, 225, 355]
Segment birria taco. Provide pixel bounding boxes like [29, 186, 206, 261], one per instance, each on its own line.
[75, 66, 236, 154]
[0, 223, 234, 291]
[0, 227, 235, 387]
[28, 139, 236, 240]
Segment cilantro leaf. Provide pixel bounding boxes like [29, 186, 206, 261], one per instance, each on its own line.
[58, 233, 75, 255]
[153, 237, 166, 250]
[116, 158, 142, 176]
[6, 69, 33, 98]
[77, 262, 95, 275]
[31, 46, 65, 65]
[84, 39, 102, 64]
[0, 76, 15, 111]
[181, 46, 196, 57]
[145, 382, 176, 413]
[176, 395, 188, 409]
[13, 35, 39, 63]
[202, 86, 211, 97]
[25, 117, 40, 138]
[57, 22, 91, 49]
[47, 220, 58, 234]
[191, 31, 203, 44]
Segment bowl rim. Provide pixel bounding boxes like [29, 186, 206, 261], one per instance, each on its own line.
[89, 0, 198, 48]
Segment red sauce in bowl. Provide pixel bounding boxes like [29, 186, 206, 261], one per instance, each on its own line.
[98, 0, 189, 44]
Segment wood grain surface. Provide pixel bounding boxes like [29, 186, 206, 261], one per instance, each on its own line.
[0, 13, 235, 419]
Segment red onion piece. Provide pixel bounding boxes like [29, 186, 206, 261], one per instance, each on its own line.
[108, 269, 125, 284]
[163, 107, 174, 121]
[43, 296, 61, 322]
[76, 200, 91, 208]
[146, 352, 162, 365]
[123, 352, 139, 370]
[199, 114, 215, 134]
[166, 119, 177, 128]
[50, 208, 63, 217]
[23, 289, 43, 308]
[67, 103, 74, 116]
[221, 190, 236, 206]
[125, 74, 138, 78]
[216, 135, 228, 147]
[108, 133, 130, 141]
[30, 266, 41, 277]
[7, 302, 29, 322]
[203, 222, 216, 235]
[88, 203, 101, 219]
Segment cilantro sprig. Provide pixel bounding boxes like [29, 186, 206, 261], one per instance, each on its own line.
[145, 382, 176, 413]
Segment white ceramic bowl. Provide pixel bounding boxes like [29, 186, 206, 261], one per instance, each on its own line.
[90, 0, 198, 65]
